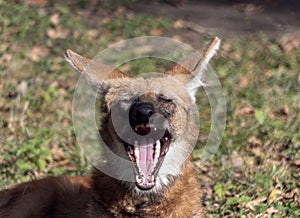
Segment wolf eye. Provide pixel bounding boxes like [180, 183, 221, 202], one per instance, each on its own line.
[158, 96, 173, 103]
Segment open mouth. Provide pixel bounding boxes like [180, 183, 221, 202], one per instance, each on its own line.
[124, 126, 171, 190]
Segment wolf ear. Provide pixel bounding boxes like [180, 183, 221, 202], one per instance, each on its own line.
[166, 37, 221, 100]
[64, 49, 128, 82]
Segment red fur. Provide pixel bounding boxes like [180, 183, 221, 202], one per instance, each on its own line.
[0, 161, 204, 217]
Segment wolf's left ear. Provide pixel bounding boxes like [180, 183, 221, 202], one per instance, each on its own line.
[166, 37, 221, 100]
[64, 49, 128, 83]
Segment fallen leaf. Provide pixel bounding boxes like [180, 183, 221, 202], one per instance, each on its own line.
[149, 29, 163, 36]
[172, 35, 182, 41]
[38, 8, 47, 16]
[50, 81, 58, 88]
[264, 70, 272, 78]
[0, 54, 12, 64]
[263, 206, 278, 217]
[230, 150, 244, 169]
[292, 159, 300, 166]
[173, 19, 184, 29]
[17, 81, 28, 96]
[238, 75, 249, 88]
[236, 107, 254, 116]
[51, 143, 64, 161]
[61, 119, 69, 127]
[283, 189, 298, 199]
[267, 188, 282, 204]
[27, 46, 49, 62]
[101, 17, 111, 25]
[72, 30, 80, 39]
[47, 27, 69, 39]
[246, 196, 267, 211]
[87, 29, 99, 39]
[50, 13, 60, 27]
[50, 63, 61, 71]
[21, 0, 47, 7]
[247, 136, 264, 157]
[247, 136, 262, 146]
[279, 31, 300, 52]
[115, 6, 126, 14]
[228, 51, 241, 62]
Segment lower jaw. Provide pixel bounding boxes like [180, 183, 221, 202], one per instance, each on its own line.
[132, 164, 159, 191]
[136, 180, 155, 190]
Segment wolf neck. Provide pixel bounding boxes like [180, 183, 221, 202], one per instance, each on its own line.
[90, 160, 202, 218]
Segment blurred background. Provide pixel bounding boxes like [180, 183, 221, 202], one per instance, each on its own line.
[0, 0, 299, 217]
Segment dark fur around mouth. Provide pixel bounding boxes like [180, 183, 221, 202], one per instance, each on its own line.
[124, 128, 172, 190]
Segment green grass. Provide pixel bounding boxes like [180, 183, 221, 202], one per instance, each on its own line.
[200, 38, 300, 217]
[0, 1, 299, 217]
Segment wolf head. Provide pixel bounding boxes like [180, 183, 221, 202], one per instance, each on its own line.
[65, 37, 220, 192]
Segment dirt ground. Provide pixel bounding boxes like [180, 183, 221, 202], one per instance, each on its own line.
[130, 0, 300, 39]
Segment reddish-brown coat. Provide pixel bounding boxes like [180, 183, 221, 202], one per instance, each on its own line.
[0, 160, 204, 217]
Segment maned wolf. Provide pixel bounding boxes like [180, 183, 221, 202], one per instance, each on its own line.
[0, 37, 220, 217]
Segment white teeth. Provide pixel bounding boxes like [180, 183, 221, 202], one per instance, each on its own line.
[134, 124, 143, 131]
[154, 127, 157, 131]
[149, 175, 155, 183]
[136, 175, 142, 183]
[154, 140, 161, 159]
[134, 142, 139, 162]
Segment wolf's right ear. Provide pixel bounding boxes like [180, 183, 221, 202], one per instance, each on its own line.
[165, 37, 221, 101]
[64, 49, 128, 83]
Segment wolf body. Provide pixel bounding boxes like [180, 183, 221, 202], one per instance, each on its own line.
[0, 38, 220, 218]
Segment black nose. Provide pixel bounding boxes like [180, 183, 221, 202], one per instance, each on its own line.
[130, 102, 154, 125]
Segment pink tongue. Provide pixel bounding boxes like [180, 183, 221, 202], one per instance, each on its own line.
[139, 138, 154, 180]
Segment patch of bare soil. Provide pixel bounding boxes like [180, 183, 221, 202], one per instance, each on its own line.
[130, 0, 300, 40]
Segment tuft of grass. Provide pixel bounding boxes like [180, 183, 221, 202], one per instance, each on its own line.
[103, 15, 171, 39]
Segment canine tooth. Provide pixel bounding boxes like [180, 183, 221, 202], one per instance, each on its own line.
[154, 127, 157, 131]
[155, 140, 160, 159]
[135, 127, 138, 131]
[136, 163, 141, 173]
[134, 144, 139, 162]
[151, 175, 155, 182]
[136, 175, 142, 183]
[153, 157, 157, 167]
